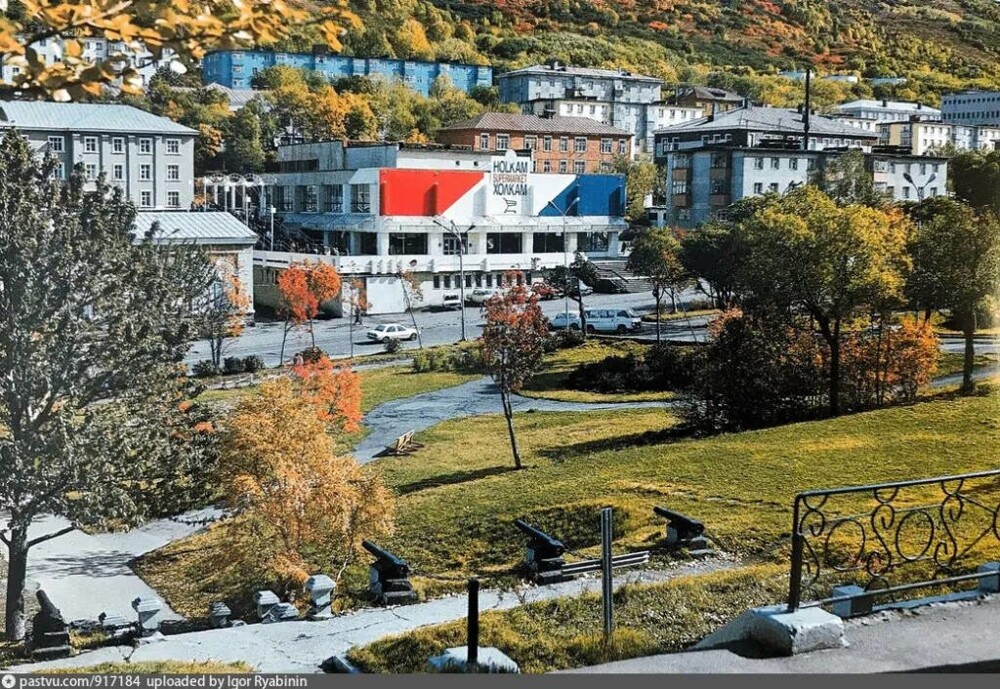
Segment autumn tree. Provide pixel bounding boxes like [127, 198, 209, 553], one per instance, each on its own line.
[277, 260, 342, 362]
[204, 273, 251, 371]
[397, 271, 424, 349]
[0, 1, 358, 100]
[679, 221, 745, 309]
[950, 149, 1000, 216]
[612, 155, 662, 222]
[290, 355, 363, 434]
[0, 131, 218, 640]
[480, 277, 549, 469]
[547, 254, 599, 336]
[907, 199, 1000, 393]
[627, 227, 692, 342]
[219, 377, 391, 593]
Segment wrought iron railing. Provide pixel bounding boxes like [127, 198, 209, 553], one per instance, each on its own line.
[787, 469, 1000, 611]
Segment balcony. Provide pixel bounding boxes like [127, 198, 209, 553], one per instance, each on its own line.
[709, 194, 731, 207]
[671, 167, 690, 182]
[671, 193, 691, 208]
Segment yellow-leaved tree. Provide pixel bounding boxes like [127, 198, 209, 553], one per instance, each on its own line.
[219, 374, 392, 599]
[0, 0, 359, 100]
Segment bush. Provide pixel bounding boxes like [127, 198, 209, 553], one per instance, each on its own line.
[384, 338, 402, 354]
[411, 345, 485, 373]
[566, 344, 698, 394]
[297, 346, 325, 364]
[223, 357, 246, 375]
[242, 355, 265, 373]
[551, 329, 585, 350]
[192, 360, 218, 378]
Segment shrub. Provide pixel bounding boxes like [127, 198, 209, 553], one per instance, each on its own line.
[242, 355, 265, 373]
[553, 329, 585, 350]
[297, 346, 325, 364]
[223, 357, 246, 375]
[566, 344, 698, 394]
[192, 360, 218, 378]
[410, 345, 485, 373]
[384, 338, 402, 354]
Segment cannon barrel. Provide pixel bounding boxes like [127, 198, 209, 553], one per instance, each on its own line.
[653, 506, 705, 536]
[362, 540, 409, 574]
[513, 519, 565, 553]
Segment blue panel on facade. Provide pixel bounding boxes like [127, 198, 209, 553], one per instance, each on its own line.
[538, 175, 625, 218]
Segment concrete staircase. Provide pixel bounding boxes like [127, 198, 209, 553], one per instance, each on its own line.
[589, 260, 654, 294]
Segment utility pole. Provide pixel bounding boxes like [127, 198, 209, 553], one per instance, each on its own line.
[433, 218, 474, 341]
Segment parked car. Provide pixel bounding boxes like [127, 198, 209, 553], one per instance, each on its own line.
[366, 323, 418, 342]
[441, 293, 462, 310]
[549, 311, 582, 330]
[533, 283, 559, 300]
[584, 308, 642, 333]
[467, 287, 500, 305]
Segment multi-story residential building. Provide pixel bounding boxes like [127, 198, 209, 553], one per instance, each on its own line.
[435, 113, 632, 174]
[880, 119, 1000, 155]
[654, 106, 880, 157]
[498, 61, 667, 155]
[201, 49, 492, 97]
[1, 37, 174, 87]
[832, 99, 940, 123]
[827, 114, 880, 134]
[670, 86, 745, 114]
[656, 144, 946, 229]
[0, 100, 197, 209]
[252, 140, 627, 313]
[941, 90, 1000, 126]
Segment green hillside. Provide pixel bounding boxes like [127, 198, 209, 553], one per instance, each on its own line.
[281, 1, 1000, 106]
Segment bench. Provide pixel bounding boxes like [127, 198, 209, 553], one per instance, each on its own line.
[382, 430, 423, 456]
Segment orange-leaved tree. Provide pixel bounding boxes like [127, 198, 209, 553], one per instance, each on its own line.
[219, 377, 392, 596]
[480, 273, 550, 469]
[205, 272, 251, 370]
[291, 354, 363, 434]
[277, 260, 342, 362]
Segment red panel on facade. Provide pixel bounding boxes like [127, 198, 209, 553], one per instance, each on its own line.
[379, 169, 483, 216]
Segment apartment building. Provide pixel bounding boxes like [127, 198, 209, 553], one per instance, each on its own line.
[0, 100, 197, 209]
[435, 113, 632, 174]
[671, 86, 746, 113]
[881, 119, 1000, 155]
[942, 90, 1000, 126]
[1, 37, 174, 87]
[202, 49, 492, 97]
[832, 99, 940, 123]
[253, 141, 627, 313]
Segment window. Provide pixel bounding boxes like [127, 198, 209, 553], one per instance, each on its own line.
[443, 275, 451, 289]
[574, 161, 586, 174]
[496, 133, 510, 151]
[543, 136, 552, 152]
[47, 136, 64, 152]
[559, 137, 569, 153]
[807, 158, 817, 171]
[769, 182, 779, 193]
[543, 161, 551, 173]
[433, 276, 441, 289]
[55, 163, 65, 180]
[85, 164, 98, 180]
[479, 133, 490, 150]
[443, 235, 466, 255]
[166, 139, 180, 154]
[388, 233, 427, 255]
[350, 184, 371, 213]
[139, 164, 152, 181]
[770, 157, 780, 170]
[84, 136, 98, 153]
[166, 164, 180, 181]
[753, 183, 763, 195]
[574, 137, 587, 153]
[533, 233, 564, 253]
[754, 157, 764, 170]
[558, 160, 568, 173]
[672, 181, 688, 195]
[600, 138, 612, 154]
[325, 185, 344, 212]
[140, 190, 152, 207]
[112, 137, 124, 154]
[486, 232, 522, 254]
[618, 139, 627, 154]
[303, 185, 318, 212]
[929, 187, 938, 196]
[789, 158, 799, 171]
[167, 191, 180, 208]
[887, 186, 895, 197]
[112, 164, 124, 181]
[485, 273, 493, 287]
[902, 187, 911, 199]
[139, 138, 152, 154]
[524, 135, 537, 150]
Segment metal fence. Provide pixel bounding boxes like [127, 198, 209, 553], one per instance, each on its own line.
[787, 468, 1000, 611]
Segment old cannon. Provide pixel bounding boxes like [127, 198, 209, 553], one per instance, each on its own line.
[653, 506, 711, 554]
[31, 590, 72, 660]
[362, 540, 418, 606]
[513, 519, 568, 584]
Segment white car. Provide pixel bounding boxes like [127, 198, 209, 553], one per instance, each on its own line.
[466, 287, 500, 305]
[549, 312, 582, 330]
[366, 323, 418, 342]
[441, 293, 462, 310]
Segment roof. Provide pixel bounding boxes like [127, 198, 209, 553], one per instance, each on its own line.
[0, 100, 196, 135]
[676, 86, 745, 103]
[835, 99, 940, 113]
[654, 106, 880, 139]
[439, 113, 632, 137]
[500, 63, 661, 84]
[133, 212, 258, 246]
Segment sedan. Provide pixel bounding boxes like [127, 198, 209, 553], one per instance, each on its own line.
[549, 312, 582, 330]
[366, 323, 418, 342]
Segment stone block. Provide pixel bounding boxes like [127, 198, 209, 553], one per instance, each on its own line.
[978, 561, 1000, 594]
[99, 612, 132, 630]
[32, 645, 72, 661]
[427, 647, 520, 674]
[831, 585, 874, 618]
[208, 602, 232, 629]
[322, 654, 361, 674]
[305, 575, 335, 619]
[131, 596, 163, 633]
[262, 602, 299, 623]
[749, 604, 845, 656]
[253, 590, 280, 621]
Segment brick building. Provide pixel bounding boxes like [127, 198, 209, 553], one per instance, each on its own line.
[436, 113, 632, 174]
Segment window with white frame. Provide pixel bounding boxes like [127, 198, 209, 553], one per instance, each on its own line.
[524, 135, 537, 150]
[754, 157, 764, 170]
[47, 136, 64, 152]
[84, 136, 98, 153]
[112, 137, 124, 154]
[496, 133, 510, 151]
[600, 138, 612, 154]
[543, 160, 551, 172]
[558, 160, 568, 173]
[84, 164, 98, 180]
[166, 139, 180, 154]
[543, 135, 552, 152]
[574, 137, 587, 153]
[55, 162, 65, 179]
[753, 183, 763, 194]
[140, 190, 152, 207]
[479, 133, 490, 149]
[618, 139, 627, 154]
[139, 164, 152, 181]
[167, 164, 180, 181]
[559, 137, 569, 152]
[574, 161, 586, 174]
[112, 164, 124, 181]
[167, 191, 180, 208]
[139, 138, 152, 154]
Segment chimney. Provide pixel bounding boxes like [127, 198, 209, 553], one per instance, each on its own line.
[709, 102, 717, 122]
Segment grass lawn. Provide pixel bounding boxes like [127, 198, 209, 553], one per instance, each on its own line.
[518, 340, 675, 403]
[641, 309, 720, 323]
[137, 384, 1000, 625]
[44, 661, 253, 673]
[937, 350, 1000, 377]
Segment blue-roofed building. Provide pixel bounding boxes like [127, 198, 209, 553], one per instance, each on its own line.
[202, 50, 493, 97]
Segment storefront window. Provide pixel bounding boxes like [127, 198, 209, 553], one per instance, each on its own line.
[486, 232, 523, 254]
[388, 233, 428, 255]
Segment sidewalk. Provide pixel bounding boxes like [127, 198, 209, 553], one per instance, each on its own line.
[565, 595, 1000, 673]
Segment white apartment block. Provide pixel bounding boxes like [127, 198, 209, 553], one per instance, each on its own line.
[0, 100, 197, 209]
[881, 120, 1000, 155]
[833, 99, 940, 124]
[1, 37, 175, 87]
[942, 90, 1000, 126]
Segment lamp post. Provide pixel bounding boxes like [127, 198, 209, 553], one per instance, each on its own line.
[903, 172, 937, 200]
[545, 197, 580, 330]
[433, 218, 475, 341]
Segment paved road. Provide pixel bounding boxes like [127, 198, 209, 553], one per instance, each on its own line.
[353, 376, 676, 462]
[184, 291, 709, 368]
